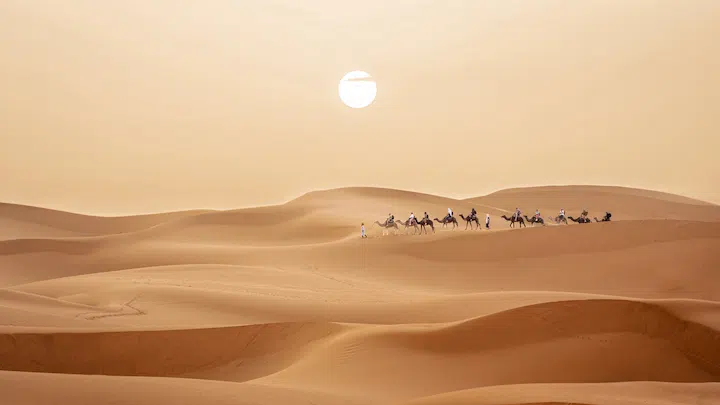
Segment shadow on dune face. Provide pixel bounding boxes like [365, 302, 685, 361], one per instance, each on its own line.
[0, 322, 345, 380]
[249, 300, 720, 400]
[392, 381, 720, 405]
[3, 299, 717, 388]
[375, 299, 720, 373]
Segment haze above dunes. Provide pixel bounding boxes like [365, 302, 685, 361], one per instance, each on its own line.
[1, 185, 719, 405]
[2, 0, 719, 214]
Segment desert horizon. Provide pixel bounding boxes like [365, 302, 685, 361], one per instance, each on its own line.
[2, 183, 718, 217]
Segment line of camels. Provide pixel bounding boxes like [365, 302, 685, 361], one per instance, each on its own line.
[373, 211, 611, 235]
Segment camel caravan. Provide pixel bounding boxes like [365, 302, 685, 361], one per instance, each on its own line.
[373, 208, 611, 235]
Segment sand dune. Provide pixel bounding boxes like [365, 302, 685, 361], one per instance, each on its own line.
[395, 382, 720, 405]
[3, 299, 719, 403]
[0, 202, 212, 240]
[467, 185, 720, 221]
[1, 186, 719, 404]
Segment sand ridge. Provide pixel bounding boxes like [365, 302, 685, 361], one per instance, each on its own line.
[1, 185, 719, 404]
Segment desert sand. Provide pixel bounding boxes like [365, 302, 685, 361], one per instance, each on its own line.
[1, 185, 719, 405]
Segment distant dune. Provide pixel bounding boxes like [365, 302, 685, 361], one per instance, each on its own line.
[1, 185, 719, 405]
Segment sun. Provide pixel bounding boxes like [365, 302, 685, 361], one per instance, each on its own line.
[339, 71, 377, 109]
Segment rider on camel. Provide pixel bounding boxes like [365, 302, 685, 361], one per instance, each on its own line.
[535, 209, 541, 221]
[423, 211, 430, 222]
[470, 208, 477, 220]
[559, 208, 565, 219]
[514, 207, 521, 221]
[386, 213, 394, 225]
[445, 207, 453, 221]
[408, 212, 415, 225]
[581, 209, 588, 220]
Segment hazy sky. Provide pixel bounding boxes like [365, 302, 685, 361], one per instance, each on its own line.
[2, 0, 719, 214]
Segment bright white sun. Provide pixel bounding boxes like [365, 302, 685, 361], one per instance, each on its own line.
[339, 71, 376, 109]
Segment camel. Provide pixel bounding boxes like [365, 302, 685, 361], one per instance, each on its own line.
[459, 214, 481, 230]
[523, 215, 545, 226]
[501, 214, 526, 228]
[397, 218, 420, 234]
[374, 220, 399, 235]
[416, 217, 435, 234]
[594, 213, 612, 222]
[568, 216, 592, 224]
[434, 216, 458, 229]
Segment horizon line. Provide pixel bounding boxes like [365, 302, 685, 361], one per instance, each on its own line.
[1, 183, 716, 218]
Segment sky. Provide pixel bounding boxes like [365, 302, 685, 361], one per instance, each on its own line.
[1, 0, 719, 214]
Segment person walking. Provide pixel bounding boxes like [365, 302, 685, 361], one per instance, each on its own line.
[361, 223, 367, 238]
